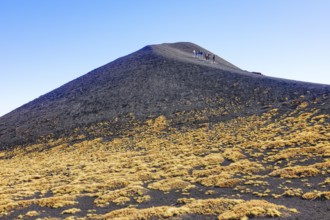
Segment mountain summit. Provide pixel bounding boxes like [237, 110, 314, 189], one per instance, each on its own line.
[0, 42, 329, 148]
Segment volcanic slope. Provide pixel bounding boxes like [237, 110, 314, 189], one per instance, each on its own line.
[1, 42, 329, 148]
[0, 42, 330, 219]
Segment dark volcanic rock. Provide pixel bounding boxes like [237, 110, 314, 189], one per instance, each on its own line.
[0, 42, 330, 149]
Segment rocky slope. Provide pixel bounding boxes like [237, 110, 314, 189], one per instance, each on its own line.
[0, 42, 329, 149]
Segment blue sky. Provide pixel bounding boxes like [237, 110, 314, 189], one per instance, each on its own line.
[1, 0, 329, 116]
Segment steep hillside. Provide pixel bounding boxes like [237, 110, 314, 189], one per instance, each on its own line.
[0, 42, 329, 219]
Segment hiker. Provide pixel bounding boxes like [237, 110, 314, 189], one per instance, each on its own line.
[193, 50, 196, 57]
[212, 55, 215, 63]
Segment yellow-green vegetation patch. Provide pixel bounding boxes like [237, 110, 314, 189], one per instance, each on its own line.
[302, 191, 330, 200]
[0, 196, 77, 216]
[25, 210, 39, 217]
[61, 208, 81, 215]
[0, 107, 329, 218]
[92, 198, 297, 219]
[199, 174, 242, 188]
[269, 166, 320, 178]
[148, 178, 195, 192]
[218, 199, 299, 220]
[268, 144, 330, 161]
[94, 185, 147, 207]
[223, 148, 246, 161]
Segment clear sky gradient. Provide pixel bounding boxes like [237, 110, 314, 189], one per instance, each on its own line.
[1, 0, 329, 116]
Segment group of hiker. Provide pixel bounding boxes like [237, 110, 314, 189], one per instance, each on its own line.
[193, 50, 216, 63]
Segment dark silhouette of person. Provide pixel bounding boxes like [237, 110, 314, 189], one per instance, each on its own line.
[212, 55, 215, 63]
